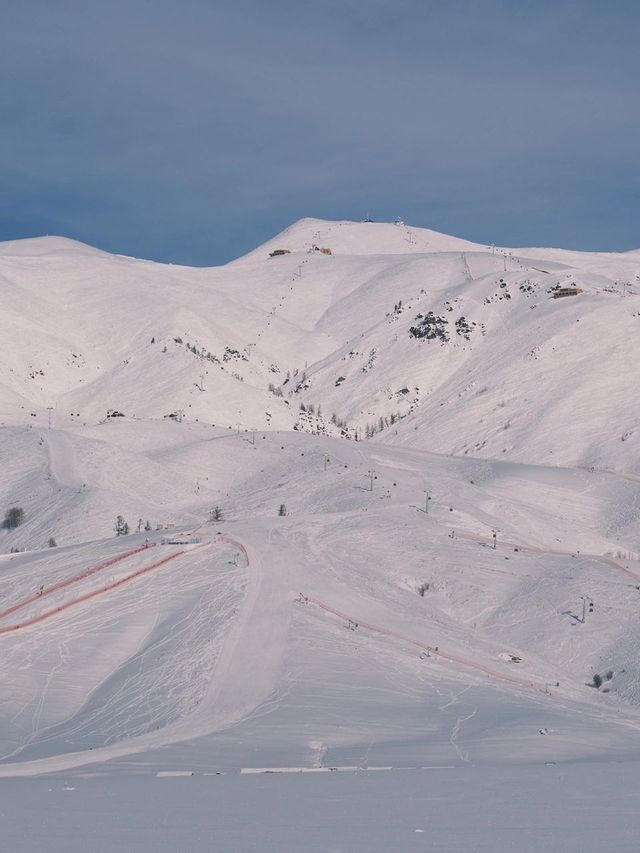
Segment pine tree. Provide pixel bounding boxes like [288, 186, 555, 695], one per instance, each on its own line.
[4, 506, 24, 529]
[211, 506, 223, 522]
[114, 515, 129, 536]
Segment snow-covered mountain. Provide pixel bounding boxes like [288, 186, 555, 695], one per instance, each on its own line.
[2, 220, 640, 851]
[2, 217, 639, 470]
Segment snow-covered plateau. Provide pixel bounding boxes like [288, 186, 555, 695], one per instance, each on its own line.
[1, 218, 640, 851]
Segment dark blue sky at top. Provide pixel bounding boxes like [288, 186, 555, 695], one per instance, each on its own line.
[1, 0, 638, 265]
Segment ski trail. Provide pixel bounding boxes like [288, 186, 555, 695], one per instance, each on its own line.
[0, 548, 195, 635]
[0, 544, 153, 624]
[455, 530, 640, 584]
[0, 529, 287, 776]
[298, 595, 552, 695]
[450, 707, 476, 763]
[44, 430, 83, 489]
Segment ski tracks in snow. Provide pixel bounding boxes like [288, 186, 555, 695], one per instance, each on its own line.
[44, 430, 84, 489]
[297, 594, 552, 696]
[0, 527, 292, 775]
[449, 707, 477, 763]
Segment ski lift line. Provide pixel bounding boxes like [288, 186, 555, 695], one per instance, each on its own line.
[0, 543, 156, 624]
[0, 547, 203, 636]
[299, 594, 551, 696]
[454, 530, 640, 584]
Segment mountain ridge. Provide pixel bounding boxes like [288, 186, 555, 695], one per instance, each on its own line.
[1, 218, 638, 471]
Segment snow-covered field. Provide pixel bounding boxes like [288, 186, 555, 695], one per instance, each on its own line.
[1, 219, 639, 850]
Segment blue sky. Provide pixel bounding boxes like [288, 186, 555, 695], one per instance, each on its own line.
[1, 1, 638, 264]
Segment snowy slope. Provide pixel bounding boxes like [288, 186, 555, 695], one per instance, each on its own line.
[1, 419, 640, 774]
[1, 218, 638, 470]
[1, 221, 640, 853]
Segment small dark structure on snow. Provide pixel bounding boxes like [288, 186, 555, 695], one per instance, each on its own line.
[552, 287, 583, 299]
